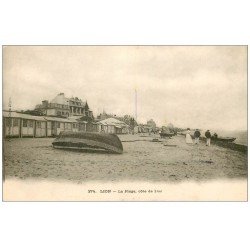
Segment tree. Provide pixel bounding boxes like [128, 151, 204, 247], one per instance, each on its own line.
[22, 110, 44, 116]
[147, 119, 156, 128]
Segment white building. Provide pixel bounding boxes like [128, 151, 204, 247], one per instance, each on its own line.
[35, 93, 93, 119]
[97, 117, 129, 134]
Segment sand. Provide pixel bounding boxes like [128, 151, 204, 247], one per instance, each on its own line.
[2, 134, 248, 201]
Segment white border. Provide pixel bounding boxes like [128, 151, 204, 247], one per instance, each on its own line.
[0, 1, 249, 250]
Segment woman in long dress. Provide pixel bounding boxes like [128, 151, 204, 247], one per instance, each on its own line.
[186, 129, 193, 144]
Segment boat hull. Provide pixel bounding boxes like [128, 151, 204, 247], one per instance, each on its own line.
[212, 137, 236, 143]
[52, 131, 123, 154]
[159, 132, 175, 138]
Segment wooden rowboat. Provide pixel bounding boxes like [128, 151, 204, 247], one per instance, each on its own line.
[52, 131, 123, 154]
[211, 136, 236, 143]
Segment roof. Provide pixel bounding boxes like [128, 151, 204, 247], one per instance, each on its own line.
[2, 111, 77, 123]
[51, 93, 69, 105]
[68, 116, 82, 120]
[98, 117, 129, 127]
[3, 111, 46, 121]
[44, 116, 77, 123]
[50, 94, 87, 107]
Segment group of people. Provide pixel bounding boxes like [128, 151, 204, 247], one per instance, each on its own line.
[185, 128, 212, 146]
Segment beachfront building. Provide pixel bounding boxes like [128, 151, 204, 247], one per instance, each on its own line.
[35, 93, 94, 120]
[3, 111, 46, 138]
[3, 111, 78, 138]
[3, 111, 129, 138]
[97, 117, 129, 134]
[96, 111, 137, 130]
[96, 111, 121, 121]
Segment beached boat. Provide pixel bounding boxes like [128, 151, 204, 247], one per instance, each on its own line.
[211, 136, 236, 143]
[159, 131, 175, 138]
[52, 131, 123, 154]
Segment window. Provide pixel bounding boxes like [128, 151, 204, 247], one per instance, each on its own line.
[23, 119, 28, 127]
[57, 122, 60, 128]
[36, 121, 41, 128]
[13, 118, 19, 127]
[73, 124, 76, 128]
[29, 120, 33, 127]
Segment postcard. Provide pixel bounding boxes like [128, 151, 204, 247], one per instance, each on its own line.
[2, 45, 247, 201]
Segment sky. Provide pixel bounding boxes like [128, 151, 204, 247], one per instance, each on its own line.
[2, 46, 247, 131]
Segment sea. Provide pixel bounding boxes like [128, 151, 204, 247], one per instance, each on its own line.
[220, 130, 248, 146]
[200, 130, 247, 146]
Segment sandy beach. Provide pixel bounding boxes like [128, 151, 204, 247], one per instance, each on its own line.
[3, 134, 247, 182]
[3, 134, 247, 201]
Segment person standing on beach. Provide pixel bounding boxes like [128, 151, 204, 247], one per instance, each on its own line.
[205, 130, 211, 146]
[185, 128, 193, 144]
[194, 129, 201, 144]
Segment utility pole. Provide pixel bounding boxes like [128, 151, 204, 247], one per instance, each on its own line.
[4, 97, 12, 182]
[135, 88, 137, 122]
[8, 97, 12, 139]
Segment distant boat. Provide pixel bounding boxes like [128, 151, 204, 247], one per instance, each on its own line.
[211, 136, 236, 143]
[52, 131, 123, 154]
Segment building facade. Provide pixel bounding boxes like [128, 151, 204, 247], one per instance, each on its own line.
[35, 93, 94, 119]
[97, 117, 130, 134]
[3, 111, 129, 138]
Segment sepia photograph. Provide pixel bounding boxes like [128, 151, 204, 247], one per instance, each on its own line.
[2, 45, 248, 201]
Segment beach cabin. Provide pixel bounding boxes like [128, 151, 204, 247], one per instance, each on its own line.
[97, 117, 129, 134]
[44, 117, 59, 136]
[72, 122, 78, 132]
[3, 111, 46, 138]
[3, 111, 81, 138]
[114, 126, 122, 134]
[22, 119, 35, 137]
[44, 117, 77, 136]
[3, 114, 21, 137]
[64, 122, 72, 132]
[78, 121, 88, 132]
[68, 116, 81, 132]
[34, 119, 47, 137]
[92, 122, 99, 132]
